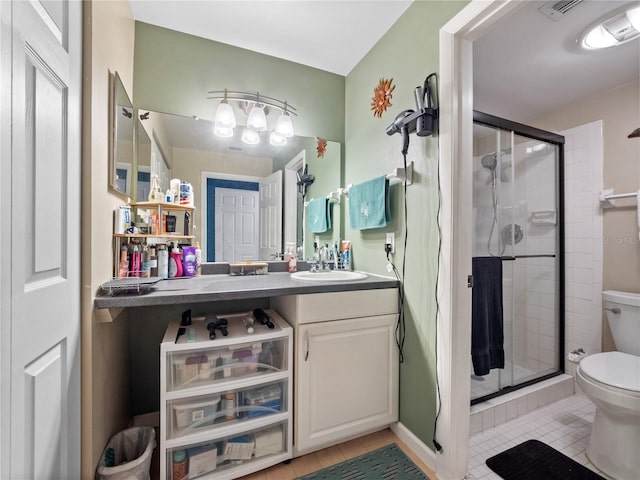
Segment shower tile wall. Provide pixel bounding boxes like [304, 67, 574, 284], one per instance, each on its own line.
[561, 121, 604, 377]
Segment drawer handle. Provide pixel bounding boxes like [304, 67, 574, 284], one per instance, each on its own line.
[304, 331, 309, 361]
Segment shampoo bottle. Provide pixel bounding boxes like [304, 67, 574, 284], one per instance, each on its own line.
[182, 245, 196, 277]
[149, 245, 158, 277]
[195, 242, 202, 276]
[169, 244, 183, 278]
[157, 244, 169, 279]
[118, 243, 129, 278]
[130, 244, 141, 277]
[140, 244, 151, 278]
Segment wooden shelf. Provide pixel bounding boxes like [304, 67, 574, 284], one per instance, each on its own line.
[129, 201, 195, 211]
[113, 233, 195, 240]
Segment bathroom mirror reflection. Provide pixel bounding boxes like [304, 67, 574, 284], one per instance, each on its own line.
[135, 111, 342, 262]
[109, 72, 134, 198]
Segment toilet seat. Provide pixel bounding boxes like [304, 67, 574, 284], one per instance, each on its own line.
[579, 351, 640, 394]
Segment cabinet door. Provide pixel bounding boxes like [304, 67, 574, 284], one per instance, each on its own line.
[295, 314, 398, 454]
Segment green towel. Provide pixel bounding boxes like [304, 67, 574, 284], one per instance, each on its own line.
[348, 176, 390, 230]
[308, 197, 331, 233]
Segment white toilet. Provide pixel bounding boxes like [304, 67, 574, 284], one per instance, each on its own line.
[576, 290, 640, 480]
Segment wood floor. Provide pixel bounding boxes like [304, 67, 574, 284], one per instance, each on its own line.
[238, 428, 437, 480]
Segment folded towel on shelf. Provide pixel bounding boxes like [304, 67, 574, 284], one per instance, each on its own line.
[471, 256, 505, 376]
[307, 197, 331, 233]
[348, 176, 390, 230]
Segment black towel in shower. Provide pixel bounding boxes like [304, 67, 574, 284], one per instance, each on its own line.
[471, 256, 505, 376]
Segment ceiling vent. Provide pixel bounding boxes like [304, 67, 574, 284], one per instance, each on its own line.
[539, 0, 585, 21]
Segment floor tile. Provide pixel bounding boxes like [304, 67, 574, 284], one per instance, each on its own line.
[468, 394, 596, 480]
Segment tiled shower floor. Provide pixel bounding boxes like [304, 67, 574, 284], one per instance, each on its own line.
[468, 394, 613, 479]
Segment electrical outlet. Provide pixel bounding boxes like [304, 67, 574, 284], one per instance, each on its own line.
[386, 233, 395, 254]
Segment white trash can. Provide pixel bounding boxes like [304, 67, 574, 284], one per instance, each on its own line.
[96, 426, 156, 480]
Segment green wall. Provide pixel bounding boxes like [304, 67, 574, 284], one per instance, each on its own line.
[133, 22, 345, 143]
[345, 1, 467, 449]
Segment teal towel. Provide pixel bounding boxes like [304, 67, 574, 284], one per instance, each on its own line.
[308, 197, 331, 233]
[348, 176, 390, 230]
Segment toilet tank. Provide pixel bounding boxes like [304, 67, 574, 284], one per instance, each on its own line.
[603, 290, 640, 356]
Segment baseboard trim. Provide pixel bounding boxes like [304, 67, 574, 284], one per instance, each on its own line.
[391, 422, 438, 474]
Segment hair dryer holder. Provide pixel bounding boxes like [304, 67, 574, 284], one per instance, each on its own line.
[386, 73, 438, 154]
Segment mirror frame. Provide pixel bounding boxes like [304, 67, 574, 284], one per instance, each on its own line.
[108, 71, 134, 200]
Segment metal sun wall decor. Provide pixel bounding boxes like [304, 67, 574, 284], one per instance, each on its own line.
[371, 78, 395, 118]
[316, 138, 327, 158]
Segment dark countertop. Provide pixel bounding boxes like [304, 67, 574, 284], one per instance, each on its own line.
[94, 271, 399, 309]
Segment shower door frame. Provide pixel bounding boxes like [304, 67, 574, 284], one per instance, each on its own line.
[471, 110, 566, 406]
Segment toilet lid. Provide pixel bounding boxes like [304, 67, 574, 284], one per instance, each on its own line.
[580, 352, 640, 392]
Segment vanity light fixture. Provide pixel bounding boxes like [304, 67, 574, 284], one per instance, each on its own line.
[269, 131, 287, 146]
[247, 102, 268, 131]
[241, 127, 260, 145]
[275, 102, 294, 138]
[580, 4, 640, 50]
[208, 89, 297, 145]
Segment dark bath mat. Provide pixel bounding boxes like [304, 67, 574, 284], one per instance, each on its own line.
[486, 439, 605, 480]
[296, 443, 430, 480]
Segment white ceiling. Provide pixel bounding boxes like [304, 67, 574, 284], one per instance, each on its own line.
[129, 0, 639, 122]
[128, 0, 413, 76]
[474, 0, 640, 122]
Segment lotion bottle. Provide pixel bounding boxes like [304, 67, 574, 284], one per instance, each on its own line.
[169, 243, 183, 278]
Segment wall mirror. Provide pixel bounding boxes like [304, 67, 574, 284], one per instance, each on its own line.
[135, 110, 342, 263]
[109, 72, 134, 198]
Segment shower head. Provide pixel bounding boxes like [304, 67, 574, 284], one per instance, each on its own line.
[481, 154, 497, 170]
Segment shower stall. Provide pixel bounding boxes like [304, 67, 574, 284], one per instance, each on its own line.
[471, 111, 565, 404]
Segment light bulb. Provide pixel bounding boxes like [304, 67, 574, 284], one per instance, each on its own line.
[269, 131, 287, 146]
[214, 100, 236, 128]
[627, 6, 640, 32]
[213, 124, 233, 138]
[275, 112, 294, 137]
[583, 24, 617, 49]
[241, 127, 260, 145]
[247, 104, 267, 131]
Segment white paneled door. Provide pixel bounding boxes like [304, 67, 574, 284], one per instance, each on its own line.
[1, 1, 81, 478]
[259, 170, 283, 260]
[215, 187, 260, 262]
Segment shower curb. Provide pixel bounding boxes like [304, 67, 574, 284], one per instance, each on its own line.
[469, 374, 574, 435]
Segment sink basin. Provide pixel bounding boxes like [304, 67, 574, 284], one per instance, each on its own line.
[290, 271, 368, 282]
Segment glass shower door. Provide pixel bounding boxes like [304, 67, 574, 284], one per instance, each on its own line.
[471, 114, 563, 404]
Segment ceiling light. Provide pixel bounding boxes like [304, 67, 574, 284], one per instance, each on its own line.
[269, 131, 287, 146]
[213, 124, 234, 138]
[214, 100, 236, 128]
[580, 4, 640, 50]
[247, 104, 267, 131]
[208, 90, 297, 145]
[627, 6, 640, 31]
[275, 110, 294, 138]
[241, 127, 260, 145]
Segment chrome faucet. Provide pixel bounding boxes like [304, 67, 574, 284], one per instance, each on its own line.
[318, 244, 329, 271]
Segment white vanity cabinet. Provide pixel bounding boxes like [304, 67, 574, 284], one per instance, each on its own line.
[159, 310, 293, 480]
[271, 288, 399, 456]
